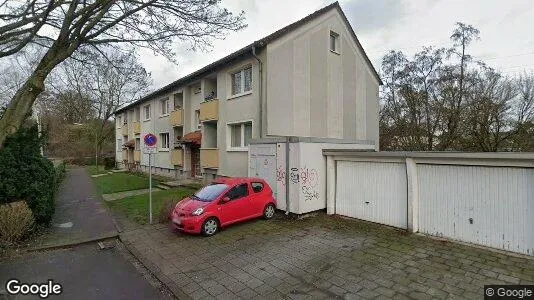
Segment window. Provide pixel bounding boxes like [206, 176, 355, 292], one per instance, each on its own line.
[194, 183, 228, 202]
[231, 66, 252, 96]
[229, 121, 252, 149]
[123, 113, 128, 124]
[160, 98, 169, 116]
[144, 105, 151, 121]
[330, 31, 339, 53]
[195, 109, 201, 129]
[251, 182, 264, 193]
[135, 108, 140, 122]
[225, 184, 249, 200]
[117, 139, 122, 151]
[117, 116, 122, 127]
[160, 133, 170, 150]
[135, 138, 140, 150]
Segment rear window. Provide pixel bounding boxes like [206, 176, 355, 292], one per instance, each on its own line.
[251, 182, 264, 193]
[194, 184, 228, 202]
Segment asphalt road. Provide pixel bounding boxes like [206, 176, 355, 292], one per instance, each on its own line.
[0, 242, 169, 299]
[0, 168, 170, 299]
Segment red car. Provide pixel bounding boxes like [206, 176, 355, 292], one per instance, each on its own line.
[171, 178, 277, 236]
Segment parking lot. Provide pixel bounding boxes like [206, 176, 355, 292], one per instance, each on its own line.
[120, 214, 534, 299]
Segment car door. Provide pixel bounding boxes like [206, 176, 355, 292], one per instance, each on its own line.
[218, 183, 251, 225]
[249, 182, 267, 216]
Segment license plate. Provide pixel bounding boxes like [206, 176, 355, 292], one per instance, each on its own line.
[173, 218, 181, 225]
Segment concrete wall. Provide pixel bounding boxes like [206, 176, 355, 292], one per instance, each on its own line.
[266, 9, 379, 143]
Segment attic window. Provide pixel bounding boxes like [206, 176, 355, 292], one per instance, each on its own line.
[330, 31, 340, 53]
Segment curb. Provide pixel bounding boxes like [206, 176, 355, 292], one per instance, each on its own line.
[27, 232, 119, 252]
[118, 234, 192, 300]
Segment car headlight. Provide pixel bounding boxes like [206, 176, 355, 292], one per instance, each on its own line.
[191, 207, 204, 216]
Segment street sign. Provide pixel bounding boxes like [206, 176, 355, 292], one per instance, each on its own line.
[143, 133, 157, 224]
[143, 146, 158, 154]
[144, 133, 157, 147]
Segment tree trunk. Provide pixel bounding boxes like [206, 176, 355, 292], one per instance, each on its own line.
[0, 74, 46, 146]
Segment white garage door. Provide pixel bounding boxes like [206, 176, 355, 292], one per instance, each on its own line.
[335, 161, 408, 229]
[418, 164, 534, 255]
[249, 144, 277, 199]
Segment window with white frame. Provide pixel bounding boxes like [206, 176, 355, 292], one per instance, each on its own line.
[330, 31, 340, 53]
[160, 133, 170, 150]
[160, 98, 169, 116]
[123, 113, 128, 124]
[117, 139, 122, 151]
[231, 66, 252, 96]
[229, 122, 252, 149]
[117, 116, 122, 127]
[144, 104, 151, 120]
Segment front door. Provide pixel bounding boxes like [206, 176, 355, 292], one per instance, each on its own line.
[218, 183, 251, 225]
[190, 147, 200, 177]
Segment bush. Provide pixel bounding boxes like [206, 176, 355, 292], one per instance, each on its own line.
[0, 201, 35, 244]
[0, 124, 63, 225]
[159, 199, 176, 223]
[103, 155, 116, 170]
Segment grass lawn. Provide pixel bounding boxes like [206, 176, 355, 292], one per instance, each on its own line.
[106, 188, 195, 224]
[93, 172, 158, 194]
[86, 165, 110, 175]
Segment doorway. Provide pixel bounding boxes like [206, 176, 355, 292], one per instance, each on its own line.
[190, 147, 201, 177]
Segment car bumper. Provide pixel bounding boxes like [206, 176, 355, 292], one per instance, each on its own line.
[171, 211, 203, 234]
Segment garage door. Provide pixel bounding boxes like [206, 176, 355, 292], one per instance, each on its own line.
[335, 161, 408, 229]
[249, 144, 277, 199]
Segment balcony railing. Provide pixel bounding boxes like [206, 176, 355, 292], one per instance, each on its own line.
[134, 150, 141, 162]
[200, 148, 218, 169]
[170, 109, 184, 127]
[121, 124, 128, 136]
[171, 149, 183, 166]
[200, 99, 219, 122]
[121, 149, 128, 161]
[133, 122, 140, 134]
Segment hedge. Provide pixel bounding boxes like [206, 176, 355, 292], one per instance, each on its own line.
[0, 124, 64, 226]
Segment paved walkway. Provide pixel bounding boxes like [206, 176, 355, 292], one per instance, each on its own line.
[33, 168, 118, 248]
[121, 214, 534, 300]
[102, 188, 162, 202]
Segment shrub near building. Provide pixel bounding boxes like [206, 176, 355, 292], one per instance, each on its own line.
[0, 124, 65, 243]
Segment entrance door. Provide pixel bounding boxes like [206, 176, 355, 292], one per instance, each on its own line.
[190, 147, 200, 177]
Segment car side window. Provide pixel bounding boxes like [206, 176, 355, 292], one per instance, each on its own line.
[251, 182, 264, 193]
[225, 183, 249, 200]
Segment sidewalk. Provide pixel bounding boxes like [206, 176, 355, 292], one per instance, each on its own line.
[32, 168, 118, 249]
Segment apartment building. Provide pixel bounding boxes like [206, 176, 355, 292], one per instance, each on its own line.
[114, 2, 382, 181]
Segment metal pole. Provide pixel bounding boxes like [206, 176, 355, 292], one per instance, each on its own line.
[149, 153, 153, 224]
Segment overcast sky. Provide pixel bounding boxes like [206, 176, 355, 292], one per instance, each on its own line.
[140, 0, 534, 89]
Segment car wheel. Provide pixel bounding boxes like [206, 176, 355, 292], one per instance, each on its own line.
[201, 218, 219, 236]
[263, 204, 276, 219]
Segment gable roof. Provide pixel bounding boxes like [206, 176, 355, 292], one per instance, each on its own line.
[115, 1, 381, 115]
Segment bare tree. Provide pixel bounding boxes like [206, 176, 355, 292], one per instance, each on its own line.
[0, 0, 246, 147]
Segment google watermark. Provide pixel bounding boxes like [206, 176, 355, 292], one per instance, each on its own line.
[5, 279, 62, 298]
[485, 285, 534, 299]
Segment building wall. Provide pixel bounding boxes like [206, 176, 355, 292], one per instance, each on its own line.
[266, 9, 380, 142]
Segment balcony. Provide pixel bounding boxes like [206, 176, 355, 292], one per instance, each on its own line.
[121, 125, 128, 136]
[170, 109, 184, 127]
[121, 149, 128, 161]
[133, 122, 140, 134]
[134, 150, 141, 162]
[200, 99, 219, 122]
[171, 149, 183, 166]
[200, 148, 219, 169]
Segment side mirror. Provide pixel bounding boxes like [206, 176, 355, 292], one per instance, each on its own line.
[221, 197, 230, 204]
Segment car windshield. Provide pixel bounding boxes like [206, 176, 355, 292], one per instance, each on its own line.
[193, 184, 228, 202]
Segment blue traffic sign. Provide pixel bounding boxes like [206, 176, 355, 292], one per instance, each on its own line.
[144, 133, 157, 147]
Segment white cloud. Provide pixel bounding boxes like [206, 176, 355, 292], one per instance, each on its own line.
[140, 0, 534, 90]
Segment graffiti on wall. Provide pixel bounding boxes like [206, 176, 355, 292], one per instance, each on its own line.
[276, 166, 286, 186]
[276, 165, 320, 202]
[302, 186, 319, 202]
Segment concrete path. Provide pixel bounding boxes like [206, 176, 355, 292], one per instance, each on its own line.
[121, 214, 534, 300]
[102, 188, 161, 202]
[33, 168, 118, 249]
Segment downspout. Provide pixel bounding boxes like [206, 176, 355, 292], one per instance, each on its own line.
[251, 45, 263, 138]
[285, 136, 290, 215]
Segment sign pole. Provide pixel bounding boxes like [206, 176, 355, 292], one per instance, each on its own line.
[149, 153, 153, 224]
